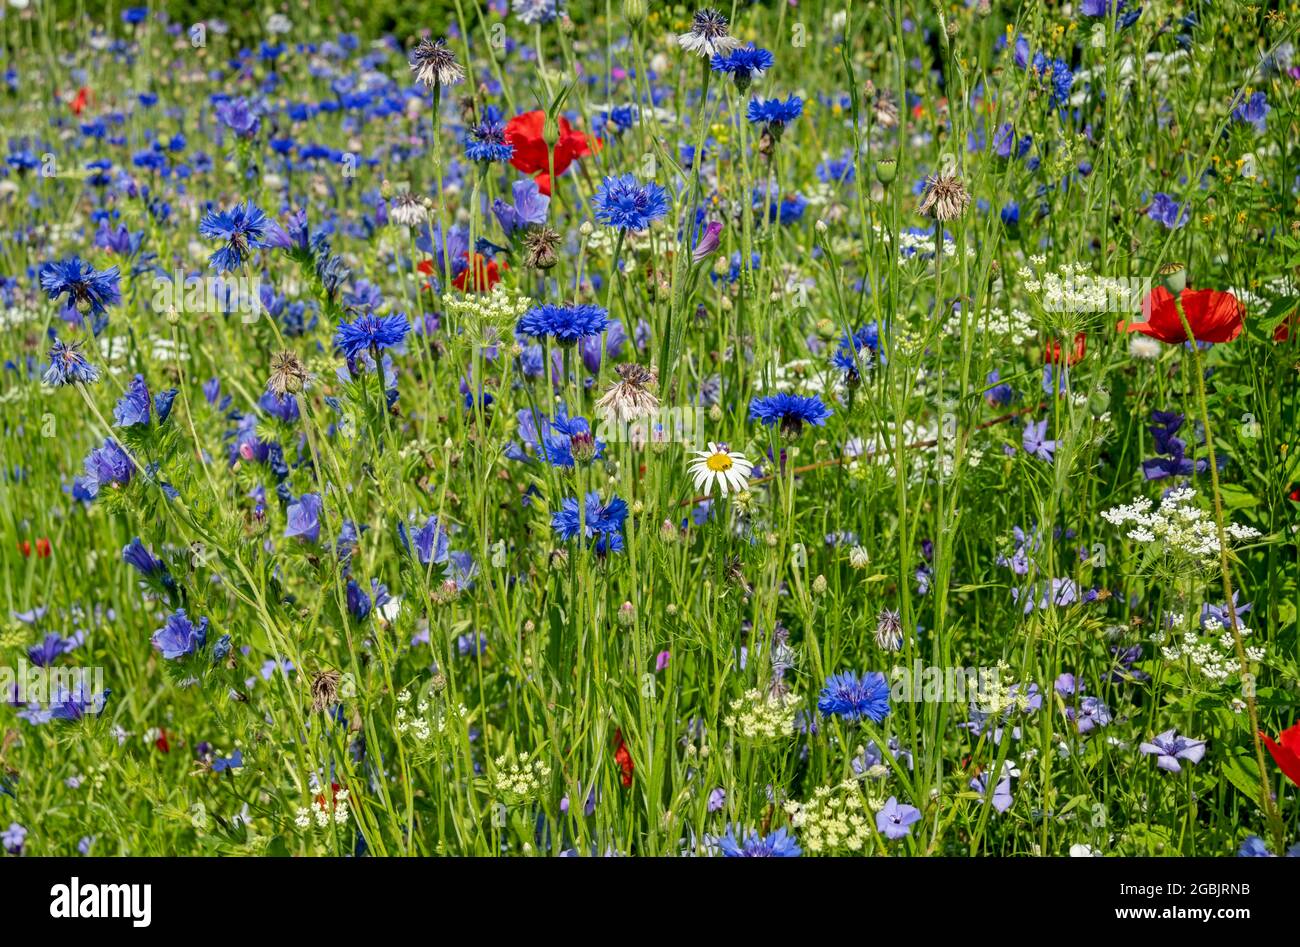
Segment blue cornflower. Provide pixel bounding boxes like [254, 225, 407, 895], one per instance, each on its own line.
[1031, 53, 1074, 107]
[199, 201, 274, 272]
[591, 174, 668, 232]
[551, 491, 628, 554]
[151, 608, 209, 660]
[39, 256, 121, 317]
[285, 493, 324, 543]
[748, 392, 832, 437]
[507, 406, 604, 467]
[710, 44, 774, 88]
[818, 670, 891, 722]
[334, 311, 410, 360]
[746, 95, 803, 127]
[465, 111, 514, 163]
[716, 825, 801, 857]
[517, 303, 609, 346]
[832, 324, 880, 383]
[43, 338, 101, 386]
[1147, 192, 1187, 229]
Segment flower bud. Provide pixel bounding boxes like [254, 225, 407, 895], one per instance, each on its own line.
[1159, 262, 1187, 294]
[875, 157, 898, 184]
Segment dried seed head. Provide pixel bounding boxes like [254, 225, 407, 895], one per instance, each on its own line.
[596, 363, 660, 424]
[311, 669, 341, 712]
[522, 226, 561, 269]
[918, 173, 971, 221]
[267, 349, 308, 397]
[409, 37, 464, 89]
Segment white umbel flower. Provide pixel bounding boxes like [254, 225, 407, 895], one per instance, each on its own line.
[688, 442, 753, 496]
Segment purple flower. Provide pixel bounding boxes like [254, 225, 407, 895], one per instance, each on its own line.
[716, 824, 801, 857]
[707, 787, 727, 812]
[215, 96, 261, 138]
[1233, 91, 1268, 133]
[285, 493, 323, 543]
[1139, 729, 1206, 773]
[492, 178, 550, 236]
[151, 608, 209, 660]
[655, 651, 671, 672]
[970, 772, 1014, 812]
[2, 823, 26, 854]
[1148, 192, 1188, 229]
[692, 221, 724, 262]
[875, 796, 921, 840]
[1021, 418, 1057, 463]
[114, 374, 152, 427]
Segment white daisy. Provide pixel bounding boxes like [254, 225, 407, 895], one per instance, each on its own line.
[688, 442, 753, 496]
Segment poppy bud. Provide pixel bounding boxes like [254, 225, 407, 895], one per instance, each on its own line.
[1159, 262, 1187, 294]
[875, 157, 898, 184]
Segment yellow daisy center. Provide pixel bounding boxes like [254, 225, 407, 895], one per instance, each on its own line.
[706, 452, 733, 472]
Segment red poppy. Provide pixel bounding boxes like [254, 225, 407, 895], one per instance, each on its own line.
[1119, 286, 1244, 345]
[1045, 331, 1086, 366]
[18, 538, 52, 558]
[451, 254, 505, 292]
[613, 728, 634, 788]
[504, 110, 598, 196]
[155, 728, 170, 753]
[71, 87, 90, 116]
[1274, 311, 1298, 343]
[1261, 722, 1300, 787]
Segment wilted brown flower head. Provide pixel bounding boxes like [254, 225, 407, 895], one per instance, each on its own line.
[267, 349, 308, 397]
[311, 669, 341, 712]
[409, 37, 464, 89]
[918, 173, 971, 221]
[595, 363, 660, 424]
[523, 226, 561, 269]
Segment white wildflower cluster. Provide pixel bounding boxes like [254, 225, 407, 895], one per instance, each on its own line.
[395, 688, 467, 744]
[1017, 260, 1143, 315]
[873, 224, 971, 265]
[724, 688, 800, 742]
[294, 787, 351, 831]
[1156, 611, 1265, 682]
[1101, 488, 1260, 564]
[492, 750, 552, 801]
[943, 305, 1035, 344]
[784, 781, 882, 854]
[442, 285, 532, 337]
